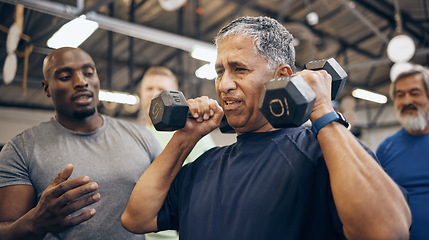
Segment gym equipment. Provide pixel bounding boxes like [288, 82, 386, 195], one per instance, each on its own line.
[258, 75, 316, 128]
[150, 90, 189, 131]
[149, 90, 235, 133]
[258, 58, 347, 128]
[304, 58, 347, 100]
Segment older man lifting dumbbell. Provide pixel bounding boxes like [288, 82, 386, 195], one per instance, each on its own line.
[122, 16, 410, 240]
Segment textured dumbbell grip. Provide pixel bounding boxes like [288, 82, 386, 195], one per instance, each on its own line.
[311, 111, 340, 136]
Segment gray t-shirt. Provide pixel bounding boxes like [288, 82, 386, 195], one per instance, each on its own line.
[0, 115, 162, 239]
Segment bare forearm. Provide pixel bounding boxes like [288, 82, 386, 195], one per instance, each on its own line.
[122, 131, 200, 233]
[317, 123, 411, 240]
[0, 216, 46, 240]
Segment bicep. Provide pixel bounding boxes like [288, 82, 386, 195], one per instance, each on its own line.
[0, 185, 36, 222]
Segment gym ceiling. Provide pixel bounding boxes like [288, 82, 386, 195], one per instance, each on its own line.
[0, 0, 428, 125]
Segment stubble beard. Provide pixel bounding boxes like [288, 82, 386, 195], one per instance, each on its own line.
[73, 107, 96, 119]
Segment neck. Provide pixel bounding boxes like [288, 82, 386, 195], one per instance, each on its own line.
[56, 112, 103, 133]
[235, 120, 276, 135]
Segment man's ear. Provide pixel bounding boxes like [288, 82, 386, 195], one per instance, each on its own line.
[42, 80, 51, 97]
[275, 64, 293, 78]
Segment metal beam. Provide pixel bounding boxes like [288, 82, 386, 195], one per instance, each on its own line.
[337, 0, 389, 43]
[78, 0, 119, 15]
[1, 0, 215, 53]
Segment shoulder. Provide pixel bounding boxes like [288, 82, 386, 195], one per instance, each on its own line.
[0, 119, 57, 162]
[377, 129, 404, 155]
[104, 115, 141, 130]
[276, 127, 322, 161]
[103, 115, 154, 137]
[181, 146, 226, 170]
[102, 115, 162, 156]
[8, 119, 57, 144]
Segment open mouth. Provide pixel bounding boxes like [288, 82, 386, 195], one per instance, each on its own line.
[72, 91, 94, 105]
[225, 100, 241, 105]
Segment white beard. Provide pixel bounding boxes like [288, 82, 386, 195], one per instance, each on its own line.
[396, 108, 429, 132]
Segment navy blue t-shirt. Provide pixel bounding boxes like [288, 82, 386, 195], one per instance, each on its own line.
[158, 127, 360, 240]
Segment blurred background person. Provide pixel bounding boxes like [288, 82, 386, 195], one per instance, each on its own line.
[377, 64, 429, 240]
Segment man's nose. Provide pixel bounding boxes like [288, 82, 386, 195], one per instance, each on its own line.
[402, 93, 415, 105]
[73, 72, 88, 88]
[218, 73, 237, 93]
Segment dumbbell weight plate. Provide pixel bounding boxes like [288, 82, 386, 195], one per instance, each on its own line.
[149, 90, 189, 131]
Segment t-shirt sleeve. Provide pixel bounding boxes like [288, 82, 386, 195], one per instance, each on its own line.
[183, 134, 216, 165]
[0, 137, 31, 188]
[328, 188, 347, 239]
[157, 166, 184, 231]
[129, 122, 163, 163]
[157, 147, 220, 231]
[146, 132, 163, 162]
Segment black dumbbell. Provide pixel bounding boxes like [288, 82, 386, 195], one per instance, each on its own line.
[258, 58, 347, 128]
[149, 90, 235, 133]
[304, 58, 347, 100]
[149, 90, 189, 131]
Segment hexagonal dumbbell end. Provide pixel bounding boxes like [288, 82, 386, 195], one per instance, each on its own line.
[149, 90, 189, 131]
[304, 58, 347, 100]
[258, 75, 316, 128]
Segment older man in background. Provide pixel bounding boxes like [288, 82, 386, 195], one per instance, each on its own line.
[377, 64, 429, 240]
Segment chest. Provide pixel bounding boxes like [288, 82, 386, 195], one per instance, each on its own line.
[381, 137, 429, 190]
[28, 133, 151, 199]
[185, 142, 327, 223]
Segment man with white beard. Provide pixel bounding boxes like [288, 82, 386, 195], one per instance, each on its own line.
[377, 64, 429, 240]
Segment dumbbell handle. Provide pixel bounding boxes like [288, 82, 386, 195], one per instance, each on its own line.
[304, 58, 347, 100]
[150, 90, 234, 133]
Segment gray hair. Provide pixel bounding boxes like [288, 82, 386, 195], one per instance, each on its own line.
[214, 16, 296, 72]
[390, 64, 429, 99]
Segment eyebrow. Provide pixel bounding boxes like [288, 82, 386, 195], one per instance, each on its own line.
[215, 61, 243, 69]
[53, 63, 95, 76]
[395, 88, 423, 94]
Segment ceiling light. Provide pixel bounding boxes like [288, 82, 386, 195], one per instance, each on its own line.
[390, 62, 414, 82]
[306, 12, 319, 25]
[292, 38, 300, 47]
[99, 90, 139, 105]
[386, 34, 416, 63]
[195, 63, 217, 80]
[191, 45, 217, 62]
[47, 15, 99, 49]
[352, 89, 387, 104]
